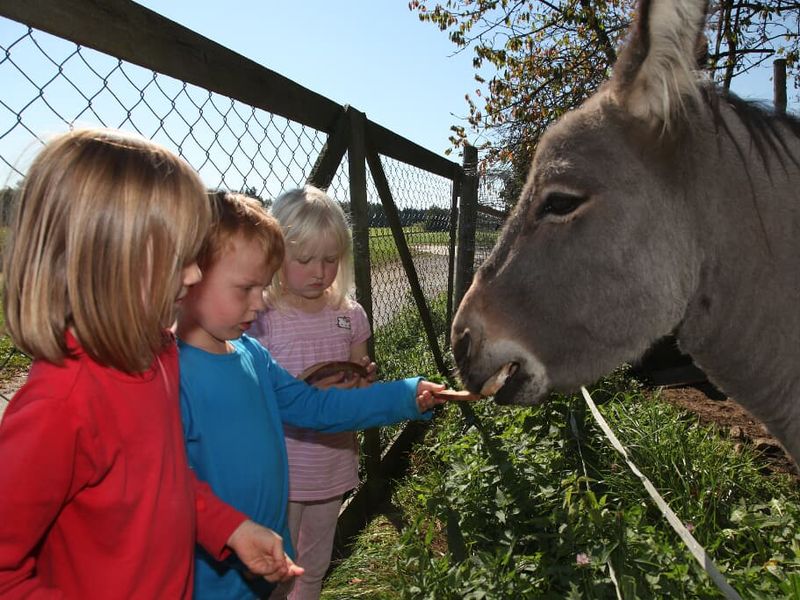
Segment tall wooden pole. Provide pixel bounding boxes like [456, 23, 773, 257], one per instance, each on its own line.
[774, 58, 787, 115]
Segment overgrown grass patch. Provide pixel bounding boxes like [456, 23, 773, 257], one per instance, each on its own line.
[322, 516, 405, 600]
[330, 371, 800, 598]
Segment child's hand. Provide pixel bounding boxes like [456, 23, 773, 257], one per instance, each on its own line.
[227, 520, 304, 583]
[416, 380, 446, 412]
[313, 357, 376, 389]
[356, 355, 378, 387]
[313, 371, 361, 389]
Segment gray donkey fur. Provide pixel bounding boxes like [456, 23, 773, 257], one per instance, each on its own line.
[451, 0, 800, 467]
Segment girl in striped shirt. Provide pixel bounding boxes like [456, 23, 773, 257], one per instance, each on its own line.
[248, 185, 374, 600]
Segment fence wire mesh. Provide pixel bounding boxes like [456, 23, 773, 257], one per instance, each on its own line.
[368, 157, 453, 374]
[0, 19, 466, 438]
[475, 169, 507, 264]
[0, 22, 326, 198]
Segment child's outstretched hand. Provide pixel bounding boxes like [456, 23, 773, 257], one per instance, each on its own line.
[227, 519, 304, 583]
[416, 380, 447, 412]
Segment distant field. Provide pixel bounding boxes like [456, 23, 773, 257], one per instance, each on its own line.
[368, 225, 449, 269]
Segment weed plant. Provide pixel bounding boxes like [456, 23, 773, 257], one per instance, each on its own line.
[386, 372, 800, 599]
[328, 368, 800, 599]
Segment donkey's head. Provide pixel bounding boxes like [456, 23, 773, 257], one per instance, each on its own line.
[452, 0, 711, 404]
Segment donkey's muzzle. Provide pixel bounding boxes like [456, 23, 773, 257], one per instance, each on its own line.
[452, 327, 472, 371]
[452, 325, 482, 394]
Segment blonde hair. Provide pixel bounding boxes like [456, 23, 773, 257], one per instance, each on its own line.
[3, 128, 211, 373]
[198, 191, 284, 274]
[266, 185, 354, 310]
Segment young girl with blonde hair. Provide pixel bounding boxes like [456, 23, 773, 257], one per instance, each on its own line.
[0, 128, 298, 598]
[249, 185, 375, 600]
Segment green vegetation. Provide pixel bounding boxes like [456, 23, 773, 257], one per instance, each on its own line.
[373, 292, 448, 382]
[410, 0, 795, 175]
[391, 380, 800, 598]
[321, 516, 405, 600]
[0, 339, 29, 378]
[0, 299, 31, 383]
[368, 225, 450, 270]
[0, 229, 31, 384]
[366, 224, 499, 271]
[327, 359, 800, 598]
[369, 292, 449, 450]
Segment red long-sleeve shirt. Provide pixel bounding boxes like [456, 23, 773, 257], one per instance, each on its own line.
[0, 334, 246, 599]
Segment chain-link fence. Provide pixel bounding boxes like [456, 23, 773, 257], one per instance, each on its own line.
[0, 0, 516, 565]
[0, 1, 509, 464]
[0, 28, 334, 198]
[475, 169, 508, 261]
[0, 12, 468, 391]
[0, 19, 326, 400]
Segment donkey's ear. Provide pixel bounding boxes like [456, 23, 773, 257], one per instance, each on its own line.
[611, 0, 709, 129]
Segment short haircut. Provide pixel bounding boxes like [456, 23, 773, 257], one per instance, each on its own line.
[198, 191, 284, 274]
[266, 185, 355, 310]
[3, 128, 211, 373]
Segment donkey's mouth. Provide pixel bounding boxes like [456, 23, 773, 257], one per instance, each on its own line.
[478, 362, 519, 402]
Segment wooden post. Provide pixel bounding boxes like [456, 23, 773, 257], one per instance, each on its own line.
[774, 58, 787, 115]
[346, 106, 382, 493]
[365, 144, 448, 377]
[445, 170, 461, 343]
[306, 108, 349, 190]
[454, 145, 479, 308]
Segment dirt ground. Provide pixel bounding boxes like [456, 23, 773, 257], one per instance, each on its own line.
[657, 385, 798, 479]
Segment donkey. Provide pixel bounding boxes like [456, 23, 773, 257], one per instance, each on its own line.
[451, 0, 800, 468]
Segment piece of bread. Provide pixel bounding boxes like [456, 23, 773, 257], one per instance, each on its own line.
[299, 361, 369, 384]
[433, 388, 481, 402]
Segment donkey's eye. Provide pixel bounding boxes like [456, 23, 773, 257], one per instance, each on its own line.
[537, 192, 587, 219]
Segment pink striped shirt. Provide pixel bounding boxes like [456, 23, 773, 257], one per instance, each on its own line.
[247, 302, 370, 501]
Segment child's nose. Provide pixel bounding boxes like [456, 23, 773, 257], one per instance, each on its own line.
[182, 263, 202, 287]
[251, 289, 267, 311]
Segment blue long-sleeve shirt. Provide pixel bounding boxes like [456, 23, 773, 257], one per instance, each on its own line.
[178, 334, 428, 599]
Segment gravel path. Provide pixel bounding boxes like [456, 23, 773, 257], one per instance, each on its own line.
[371, 251, 450, 328]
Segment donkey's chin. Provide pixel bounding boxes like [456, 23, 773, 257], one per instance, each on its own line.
[492, 371, 551, 406]
[474, 359, 551, 406]
[464, 341, 552, 405]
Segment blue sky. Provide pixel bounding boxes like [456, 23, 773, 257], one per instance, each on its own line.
[0, 0, 794, 188]
[133, 1, 481, 159]
[133, 0, 794, 151]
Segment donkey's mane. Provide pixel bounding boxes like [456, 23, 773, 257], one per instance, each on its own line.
[702, 83, 800, 174]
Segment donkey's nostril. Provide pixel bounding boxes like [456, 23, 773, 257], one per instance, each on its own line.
[453, 328, 472, 369]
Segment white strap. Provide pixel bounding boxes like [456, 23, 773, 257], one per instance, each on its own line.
[580, 386, 743, 600]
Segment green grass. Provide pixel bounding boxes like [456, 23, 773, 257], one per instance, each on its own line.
[368, 225, 450, 270]
[369, 291, 450, 449]
[322, 516, 406, 599]
[0, 303, 31, 383]
[366, 225, 499, 271]
[327, 370, 800, 599]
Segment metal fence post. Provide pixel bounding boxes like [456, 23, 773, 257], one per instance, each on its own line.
[454, 145, 479, 308]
